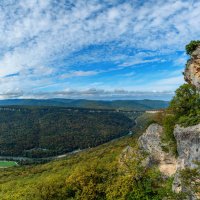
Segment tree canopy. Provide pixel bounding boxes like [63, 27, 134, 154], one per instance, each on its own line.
[185, 40, 200, 55]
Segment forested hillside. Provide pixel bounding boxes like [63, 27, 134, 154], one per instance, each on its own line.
[0, 106, 134, 158]
[0, 109, 196, 200]
[0, 130, 177, 200]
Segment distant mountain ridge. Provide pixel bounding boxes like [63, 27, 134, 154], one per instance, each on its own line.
[0, 99, 169, 111]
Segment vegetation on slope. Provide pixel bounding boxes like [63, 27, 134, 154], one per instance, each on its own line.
[170, 83, 200, 127]
[149, 82, 200, 157]
[180, 162, 200, 198]
[0, 106, 134, 158]
[0, 133, 180, 200]
[0, 104, 197, 199]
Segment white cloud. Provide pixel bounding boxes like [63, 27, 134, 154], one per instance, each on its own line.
[155, 76, 184, 85]
[60, 70, 99, 78]
[0, 0, 200, 98]
[119, 58, 161, 67]
[0, 88, 174, 100]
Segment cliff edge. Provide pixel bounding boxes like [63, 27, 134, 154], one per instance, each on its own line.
[184, 44, 200, 90]
[172, 124, 200, 198]
[139, 123, 200, 199]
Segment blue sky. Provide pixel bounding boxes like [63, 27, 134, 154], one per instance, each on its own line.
[0, 0, 200, 100]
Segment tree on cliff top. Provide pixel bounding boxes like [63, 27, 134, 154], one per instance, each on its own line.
[185, 40, 200, 55]
[169, 83, 200, 126]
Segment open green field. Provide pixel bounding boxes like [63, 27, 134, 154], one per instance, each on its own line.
[0, 161, 18, 168]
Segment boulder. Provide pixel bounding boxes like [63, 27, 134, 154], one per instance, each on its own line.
[139, 123, 177, 176]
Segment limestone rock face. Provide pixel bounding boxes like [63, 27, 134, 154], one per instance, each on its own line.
[172, 124, 200, 198]
[139, 123, 163, 158]
[184, 46, 200, 90]
[139, 123, 177, 176]
[174, 124, 200, 169]
[139, 123, 200, 198]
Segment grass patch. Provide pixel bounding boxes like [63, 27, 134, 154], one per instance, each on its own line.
[0, 161, 18, 168]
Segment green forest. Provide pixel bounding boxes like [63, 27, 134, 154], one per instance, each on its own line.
[0, 122, 177, 200]
[0, 111, 199, 200]
[0, 106, 134, 158]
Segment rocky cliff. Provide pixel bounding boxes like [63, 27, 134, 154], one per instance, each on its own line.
[138, 123, 177, 176]
[139, 123, 200, 199]
[184, 45, 200, 90]
[138, 41, 200, 199]
[172, 124, 200, 198]
[174, 124, 200, 169]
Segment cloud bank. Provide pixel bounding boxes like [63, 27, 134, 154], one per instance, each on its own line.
[0, 0, 200, 99]
[0, 89, 174, 101]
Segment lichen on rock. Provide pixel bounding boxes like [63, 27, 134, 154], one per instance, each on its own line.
[139, 122, 200, 199]
[174, 124, 200, 169]
[138, 123, 177, 176]
[172, 124, 200, 199]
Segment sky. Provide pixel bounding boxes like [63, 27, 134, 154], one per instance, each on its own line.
[0, 0, 200, 100]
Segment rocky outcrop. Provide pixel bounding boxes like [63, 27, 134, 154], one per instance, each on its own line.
[138, 42, 200, 199]
[139, 124, 177, 176]
[119, 146, 135, 165]
[119, 145, 146, 175]
[174, 124, 200, 169]
[184, 45, 200, 90]
[138, 124, 163, 157]
[139, 123, 200, 199]
[172, 124, 200, 198]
